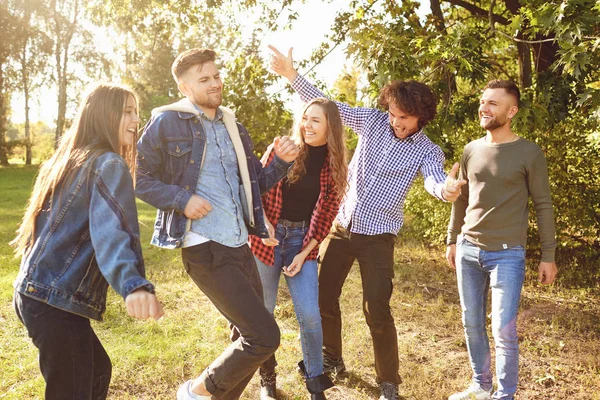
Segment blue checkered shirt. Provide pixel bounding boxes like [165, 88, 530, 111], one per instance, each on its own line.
[291, 74, 448, 235]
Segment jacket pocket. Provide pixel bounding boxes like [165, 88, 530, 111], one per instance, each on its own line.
[165, 138, 192, 180]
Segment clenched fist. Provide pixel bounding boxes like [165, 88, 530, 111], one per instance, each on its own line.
[274, 136, 299, 163]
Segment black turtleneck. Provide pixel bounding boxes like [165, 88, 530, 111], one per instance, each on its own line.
[280, 144, 327, 222]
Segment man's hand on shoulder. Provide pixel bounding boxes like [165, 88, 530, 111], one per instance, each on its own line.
[184, 195, 212, 219]
[442, 163, 467, 202]
[273, 136, 299, 163]
[538, 261, 558, 285]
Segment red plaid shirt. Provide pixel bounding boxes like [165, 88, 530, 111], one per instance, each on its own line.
[250, 147, 341, 266]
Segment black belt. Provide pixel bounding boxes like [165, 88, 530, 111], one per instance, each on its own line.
[278, 218, 309, 228]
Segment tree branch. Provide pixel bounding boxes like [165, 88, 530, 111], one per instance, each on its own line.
[442, 0, 509, 25]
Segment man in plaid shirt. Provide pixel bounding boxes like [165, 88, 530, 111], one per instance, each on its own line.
[269, 46, 465, 400]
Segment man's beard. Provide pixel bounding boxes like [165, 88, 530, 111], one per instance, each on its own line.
[480, 115, 507, 131]
[195, 92, 222, 109]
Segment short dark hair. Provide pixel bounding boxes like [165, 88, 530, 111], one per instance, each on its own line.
[378, 80, 437, 129]
[484, 80, 520, 104]
[171, 48, 217, 82]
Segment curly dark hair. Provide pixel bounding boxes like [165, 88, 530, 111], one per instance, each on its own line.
[378, 80, 437, 129]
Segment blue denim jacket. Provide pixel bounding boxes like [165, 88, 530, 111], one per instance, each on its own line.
[135, 99, 291, 249]
[14, 152, 154, 321]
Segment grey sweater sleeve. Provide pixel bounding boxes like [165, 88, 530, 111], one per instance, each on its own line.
[527, 151, 557, 263]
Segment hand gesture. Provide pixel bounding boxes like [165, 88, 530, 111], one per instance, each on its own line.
[538, 261, 558, 285]
[125, 289, 164, 320]
[184, 195, 212, 219]
[261, 219, 279, 246]
[268, 45, 298, 82]
[274, 136, 299, 163]
[283, 252, 307, 277]
[446, 244, 457, 269]
[442, 163, 467, 202]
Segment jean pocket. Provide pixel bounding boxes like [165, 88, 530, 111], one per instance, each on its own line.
[18, 293, 56, 319]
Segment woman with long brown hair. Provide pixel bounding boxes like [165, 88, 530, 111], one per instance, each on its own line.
[250, 97, 347, 400]
[11, 83, 163, 400]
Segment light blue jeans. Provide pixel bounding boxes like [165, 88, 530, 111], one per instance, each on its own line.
[456, 239, 526, 400]
[256, 223, 324, 379]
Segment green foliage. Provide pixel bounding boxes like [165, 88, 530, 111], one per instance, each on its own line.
[317, 0, 600, 286]
[222, 35, 294, 154]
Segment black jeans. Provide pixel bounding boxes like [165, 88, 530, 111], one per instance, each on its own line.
[181, 242, 280, 400]
[14, 291, 112, 400]
[318, 221, 402, 384]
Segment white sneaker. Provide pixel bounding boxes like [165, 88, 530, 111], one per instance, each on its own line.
[448, 384, 493, 400]
[177, 380, 211, 400]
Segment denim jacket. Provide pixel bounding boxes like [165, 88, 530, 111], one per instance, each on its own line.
[14, 152, 154, 321]
[135, 99, 291, 249]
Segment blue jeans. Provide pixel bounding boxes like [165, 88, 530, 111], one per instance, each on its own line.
[13, 291, 112, 400]
[456, 239, 526, 400]
[256, 223, 324, 379]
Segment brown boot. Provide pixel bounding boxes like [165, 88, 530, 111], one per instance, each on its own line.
[259, 372, 277, 400]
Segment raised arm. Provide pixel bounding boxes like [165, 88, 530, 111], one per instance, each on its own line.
[268, 45, 377, 136]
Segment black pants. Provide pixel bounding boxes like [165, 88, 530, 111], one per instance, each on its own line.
[14, 291, 112, 400]
[182, 241, 280, 400]
[318, 221, 402, 384]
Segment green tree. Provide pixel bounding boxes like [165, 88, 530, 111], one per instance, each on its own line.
[311, 0, 600, 284]
[0, 2, 24, 165]
[11, 0, 52, 164]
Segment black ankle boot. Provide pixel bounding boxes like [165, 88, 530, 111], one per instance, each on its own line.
[259, 372, 277, 400]
[298, 361, 334, 400]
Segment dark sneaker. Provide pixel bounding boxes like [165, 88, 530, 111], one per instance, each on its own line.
[323, 356, 346, 375]
[379, 381, 399, 400]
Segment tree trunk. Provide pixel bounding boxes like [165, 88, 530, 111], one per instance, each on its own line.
[516, 39, 532, 88]
[0, 65, 9, 165]
[24, 80, 32, 164]
[52, 0, 80, 148]
[21, 12, 33, 165]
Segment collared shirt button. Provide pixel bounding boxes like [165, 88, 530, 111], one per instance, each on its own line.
[185, 185, 190, 190]
[190, 160, 195, 164]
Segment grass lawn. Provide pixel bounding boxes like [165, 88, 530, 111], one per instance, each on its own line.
[0, 165, 598, 399]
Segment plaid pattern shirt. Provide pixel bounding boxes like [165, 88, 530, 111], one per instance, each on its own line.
[250, 148, 341, 266]
[291, 74, 447, 235]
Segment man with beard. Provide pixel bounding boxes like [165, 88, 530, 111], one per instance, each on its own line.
[136, 48, 299, 400]
[446, 80, 558, 400]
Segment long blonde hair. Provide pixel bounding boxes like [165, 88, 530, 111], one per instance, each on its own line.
[287, 98, 348, 201]
[11, 83, 138, 255]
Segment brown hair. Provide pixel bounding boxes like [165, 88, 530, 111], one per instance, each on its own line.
[378, 80, 437, 129]
[288, 98, 348, 201]
[484, 79, 521, 104]
[11, 83, 138, 255]
[171, 48, 217, 82]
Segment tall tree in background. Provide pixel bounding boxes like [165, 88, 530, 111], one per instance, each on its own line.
[48, 0, 82, 147]
[13, 0, 52, 164]
[0, 2, 25, 165]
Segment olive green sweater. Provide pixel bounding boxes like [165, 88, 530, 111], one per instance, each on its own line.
[447, 137, 556, 262]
